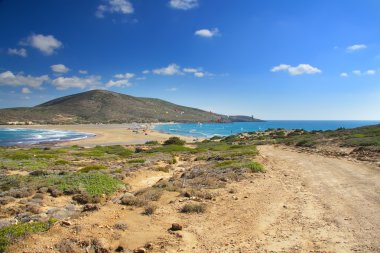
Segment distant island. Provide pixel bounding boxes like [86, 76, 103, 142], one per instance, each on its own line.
[0, 90, 263, 125]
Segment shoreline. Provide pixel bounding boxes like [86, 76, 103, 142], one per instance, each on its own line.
[0, 124, 199, 147]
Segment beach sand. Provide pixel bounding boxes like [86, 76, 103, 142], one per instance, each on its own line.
[1, 124, 197, 147]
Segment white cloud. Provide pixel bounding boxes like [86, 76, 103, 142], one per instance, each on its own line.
[366, 70, 376, 75]
[142, 70, 150, 74]
[169, 0, 198, 10]
[194, 28, 220, 38]
[21, 87, 32, 94]
[51, 64, 70, 73]
[8, 48, 27, 57]
[346, 44, 367, 53]
[114, 72, 134, 79]
[136, 77, 146, 80]
[0, 71, 49, 88]
[340, 72, 348, 77]
[352, 70, 361, 76]
[51, 76, 102, 90]
[194, 72, 205, 78]
[22, 34, 63, 55]
[79, 70, 88, 74]
[167, 87, 178, 91]
[271, 64, 321, 76]
[183, 68, 199, 73]
[153, 64, 182, 76]
[105, 79, 132, 88]
[96, 0, 134, 18]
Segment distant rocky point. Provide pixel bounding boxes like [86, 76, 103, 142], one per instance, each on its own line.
[0, 90, 263, 125]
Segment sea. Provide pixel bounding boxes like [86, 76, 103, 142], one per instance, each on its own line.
[153, 120, 380, 138]
[0, 128, 95, 146]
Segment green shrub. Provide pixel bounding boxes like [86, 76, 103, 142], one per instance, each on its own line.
[246, 161, 265, 173]
[145, 141, 159, 145]
[128, 159, 146, 164]
[54, 160, 69, 165]
[78, 165, 107, 173]
[0, 219, 56, 251]
[163, 137, 186, 146]
[48, 173, 122, 197]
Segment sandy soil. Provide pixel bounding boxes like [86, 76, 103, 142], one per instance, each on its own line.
[8, 145, 380, 252]
[1, 124, 197, 147]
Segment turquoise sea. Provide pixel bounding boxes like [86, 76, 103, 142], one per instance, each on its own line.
[153, 120, 380, 138]
[0, 128, 95, 146]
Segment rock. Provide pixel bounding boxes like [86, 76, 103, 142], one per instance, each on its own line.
[170, 223, 182, 231]
[82, 204, 100, 212]
[29, 170, 48, 176]
[115, 246, 125, 252]
[48, 187, 63, 197]
[8, 187, 33, 198]
[92, 238, 111, 253]
[38, 187, 49, 193]
[72, 194, 89, 204]
[55, 238, 82, 253]
[26, 204, 42, 214]
[133, 248, 146, 253]
[32, 193, 45, 199]
[61, 220, 72, 226]
[182, 191, 191, 198]
[113, 222, 128, 231]
[144, 242, 153, 250]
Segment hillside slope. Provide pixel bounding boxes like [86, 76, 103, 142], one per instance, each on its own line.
[0, 90, 262, 124]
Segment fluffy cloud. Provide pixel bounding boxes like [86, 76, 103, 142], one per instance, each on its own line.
[114, 72, 134, 79]
[96, 0, 134, 18]
[51, 64, 70, 73]
[105, 79, 132, 88]
[183, 68, 198, 73]
[194, 72, 205, 78]
[79, 70, 88, 74]
[346, 44, 367, 52]
[352, 70, 361, 76]
[142, 70, 150, 74]
[366, 70, 376, 75]
[340, 72, 348, 77]
[51, 76, 102, 90]
[8, 48, 27, 57]
[0, 71, 49, 88]
[22, 34, 63, 55]
[271, 64, 321, 75]
[21, 87, 32, 94]
[153, 64, 182, 76]
[194, 28, 219, 38]
[169, 0, 198, 10]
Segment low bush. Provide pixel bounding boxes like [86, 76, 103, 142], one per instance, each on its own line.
[78, 165, 107, 173]
[180, 203, 206, 213]
[143, 204, 157, 216]
[128, 159, 146, 164]
[163, 137, 186, 146]
[0, 219, 56, 251]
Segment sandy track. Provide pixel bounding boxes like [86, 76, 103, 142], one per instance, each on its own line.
[181, 146, 380, 252]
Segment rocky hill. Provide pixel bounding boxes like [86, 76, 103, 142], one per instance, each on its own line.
[0, 90, 262, 124]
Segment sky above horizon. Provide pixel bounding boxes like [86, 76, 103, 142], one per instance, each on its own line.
[0, 0, 379, 120]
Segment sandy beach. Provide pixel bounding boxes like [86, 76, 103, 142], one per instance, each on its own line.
[0, 124, 197, 147]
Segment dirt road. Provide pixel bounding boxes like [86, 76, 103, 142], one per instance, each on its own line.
[183, 146, 380, 252]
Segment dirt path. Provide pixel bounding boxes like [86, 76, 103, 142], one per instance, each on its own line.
[178, 145, 380, 252]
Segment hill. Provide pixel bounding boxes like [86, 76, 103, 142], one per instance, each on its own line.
[0, 90, 263, 124]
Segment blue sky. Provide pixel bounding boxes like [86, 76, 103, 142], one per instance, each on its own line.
[0, 0, 379, 120]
